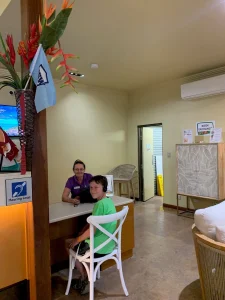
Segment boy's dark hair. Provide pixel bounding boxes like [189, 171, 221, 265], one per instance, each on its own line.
[73, 159, 86, 171]
[89, 175, 108, 193]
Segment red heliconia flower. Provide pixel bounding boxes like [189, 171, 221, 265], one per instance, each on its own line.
[46, 46, 58, 56]
[27, 23, 40, 61]
[6, 35, 16, 66]
[30, 24, 39, 42]
[56, 60, 66, 71]
[17, 41, 29, 68]
[51, 42, 78, 90]
[63, 53, 78, 59]
[17, 41, 27, 56]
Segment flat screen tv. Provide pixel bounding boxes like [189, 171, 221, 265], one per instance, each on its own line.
[0, 105, 19, 137]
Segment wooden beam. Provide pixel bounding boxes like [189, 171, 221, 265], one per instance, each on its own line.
[20, 1, 51, 299]
[20, 0, 43, 37]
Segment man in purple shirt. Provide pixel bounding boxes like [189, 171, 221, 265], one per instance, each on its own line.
[62, 159, 92, 205]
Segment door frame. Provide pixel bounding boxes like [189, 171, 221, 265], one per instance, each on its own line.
[137, 123, 163, 201]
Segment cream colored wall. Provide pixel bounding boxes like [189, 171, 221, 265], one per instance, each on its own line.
[128, 78, 225, 208]
[0, 86, 16, 105]
[47, 83, 128, 204]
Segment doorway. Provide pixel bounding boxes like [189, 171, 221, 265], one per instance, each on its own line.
[138, 123, 163, 202]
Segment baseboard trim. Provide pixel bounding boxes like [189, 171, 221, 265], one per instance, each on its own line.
[0, 279, 29, 299]
[163, 203, 195, 212]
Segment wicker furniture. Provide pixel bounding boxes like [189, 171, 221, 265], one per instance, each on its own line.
[192, 224, 225, 300]
[107, 164, 136, 199]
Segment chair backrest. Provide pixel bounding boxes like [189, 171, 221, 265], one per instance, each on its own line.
[107, 164, 136, 180]
[87, 206, 129, 256]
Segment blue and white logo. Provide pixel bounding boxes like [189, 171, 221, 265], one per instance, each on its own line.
[37, 64, 49, 86]
[12, 181, 27, 197]
[6, 177, 32, 206]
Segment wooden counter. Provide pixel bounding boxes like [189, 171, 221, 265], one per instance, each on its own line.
[49, 196, 134, 271]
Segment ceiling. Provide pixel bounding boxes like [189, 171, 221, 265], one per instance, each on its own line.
[1, 0, 225, 91]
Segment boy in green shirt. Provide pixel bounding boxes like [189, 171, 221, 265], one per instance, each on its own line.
[67, 175, 117, 294]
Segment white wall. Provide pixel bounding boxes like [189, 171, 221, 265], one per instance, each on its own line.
[47, 83, 129, 203]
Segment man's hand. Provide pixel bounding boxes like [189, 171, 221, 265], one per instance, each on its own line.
[69, 238, 79, 249]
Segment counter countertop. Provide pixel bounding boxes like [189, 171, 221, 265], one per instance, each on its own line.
[49, 196, 133, 223]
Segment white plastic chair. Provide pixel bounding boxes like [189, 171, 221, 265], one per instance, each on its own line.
[65, 206, 129, 300]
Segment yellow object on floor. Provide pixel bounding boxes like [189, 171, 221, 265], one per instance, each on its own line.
[157, 175, 164, 196]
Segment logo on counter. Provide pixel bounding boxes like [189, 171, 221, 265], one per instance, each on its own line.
[12, 181, 27, 197]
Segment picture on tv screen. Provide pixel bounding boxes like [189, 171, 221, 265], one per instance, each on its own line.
[0, 105, 19, 136]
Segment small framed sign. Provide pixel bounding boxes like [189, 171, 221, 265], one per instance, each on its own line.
[196, 121, 215, 136]
[5, 177, 32, 205]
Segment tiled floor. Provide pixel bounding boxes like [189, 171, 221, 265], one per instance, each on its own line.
[52, 197, 202, 300]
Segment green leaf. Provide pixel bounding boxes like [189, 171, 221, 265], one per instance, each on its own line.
[39, 26, 58, 50]
[21, 73, 30, 86]
[41, 15, 47, 28]
[0, 75, 15, 82]
[21, 73, 34, 89]
[0, 33, 10, 65]
[40, 8, 72, 50]
[0, 56, 21, 88]
[0, 80, 17, 89]
[50, 8, 72, 35]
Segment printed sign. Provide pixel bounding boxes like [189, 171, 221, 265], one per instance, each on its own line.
[183, 129, 193, 144]
[104, 175, 114, 197]
[5, 177, 32, 205]
[210, 128, 222, 143]
[196, 121, 215, 136]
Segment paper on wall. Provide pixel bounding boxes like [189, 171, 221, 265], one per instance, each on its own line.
[183, 129, 193, 144]
[210, 128, 222, 143]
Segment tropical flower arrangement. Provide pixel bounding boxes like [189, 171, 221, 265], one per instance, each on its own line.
[0, 0, 78, 173]
[0, 0, 78, 91]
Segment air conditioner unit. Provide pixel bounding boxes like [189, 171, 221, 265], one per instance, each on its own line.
[181, 73, 225, 100]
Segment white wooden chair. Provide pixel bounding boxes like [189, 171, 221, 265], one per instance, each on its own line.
[65, 206, 129, 300]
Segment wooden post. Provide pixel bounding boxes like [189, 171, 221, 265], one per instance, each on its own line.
[20, 1, 51, 299]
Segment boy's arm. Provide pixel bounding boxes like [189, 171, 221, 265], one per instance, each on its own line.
[69, 202, 102, 249]
[69, 226, 96, 248]
[79, 223, 89, 235]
